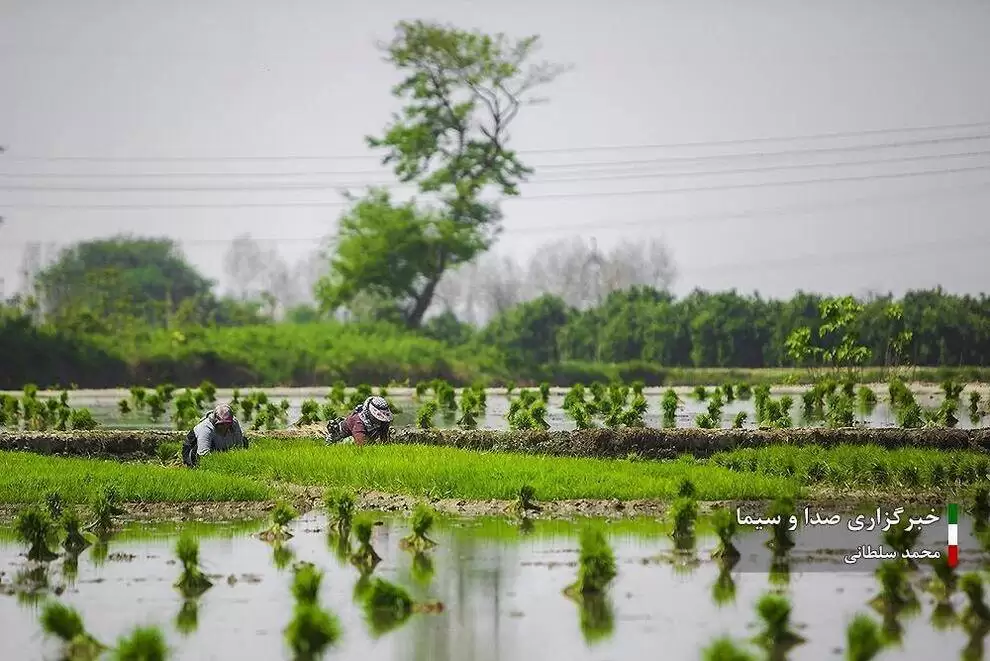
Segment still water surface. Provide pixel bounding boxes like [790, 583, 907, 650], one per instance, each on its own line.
[1, 511, 987, 660]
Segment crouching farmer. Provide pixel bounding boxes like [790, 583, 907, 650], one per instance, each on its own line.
[183, 403, 248, 467]
[325, 396, 393, 446]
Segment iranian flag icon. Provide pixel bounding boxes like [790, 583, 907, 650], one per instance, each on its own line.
[947, 503, 958, 568]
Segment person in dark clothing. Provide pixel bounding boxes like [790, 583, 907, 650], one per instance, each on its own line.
[325, 396, 393, 446]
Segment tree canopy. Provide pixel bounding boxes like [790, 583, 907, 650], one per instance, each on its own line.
[316, 20, 571, 328]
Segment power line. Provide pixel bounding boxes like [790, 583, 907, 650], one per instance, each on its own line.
[5, 135, 990, 178]
[3, 162, 990, 209]
[4, 120, 990, 162]
[3, 148, 990, 192]
[1, 180, 987, 252]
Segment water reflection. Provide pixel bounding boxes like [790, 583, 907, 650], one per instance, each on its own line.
[176, 599, 199, 635]
[711, 560, 737, 606]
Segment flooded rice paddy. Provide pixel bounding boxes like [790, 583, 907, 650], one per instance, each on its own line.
[9, 386, 987, 431]
[1, 508, 988, 660]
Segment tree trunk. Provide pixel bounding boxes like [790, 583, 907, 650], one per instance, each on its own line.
[406, 274, 443, 329]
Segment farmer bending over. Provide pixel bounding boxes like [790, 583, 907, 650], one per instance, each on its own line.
[183, 403, 249, 467]
[325, 396, 393, 446]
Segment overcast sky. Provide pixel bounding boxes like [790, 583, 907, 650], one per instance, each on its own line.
[1, 0, 989, 302]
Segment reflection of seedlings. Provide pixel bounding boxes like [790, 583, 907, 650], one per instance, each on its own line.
[565, 527, 617, 597]
[62, 551, 81, 584]
[710, 508, 740, 565]
[925, 554, 958, 601]
[175, 600, 199, 636]
[324, 489, 355, 535]
[769, 554, 791, 586]
[361, 578, 441, 637]
[111, 626, 168, 661]
[90, 539, 110, 566]
[872, 561, 918, 611]
[751, 592, 806, 656]
[930, 600, 958, 631]
[519, 517, 535, 535]
[259, 501, 297, 543]
[63, 509, 91, 555]
[845, 613, 883, 661]
[363, 578, 414, 636]
[881, 524, 922, 570]
[668, 497, 698, 551]
[515, 485, 541, 516]
[701, 637, 757, 661]
[400, 503, 438, 551]
[963, 624, 990, 661]
[712, 561, 736, 606]
[326, 528, 351, 565]
[16, 503, 60, 562]
[350, 518, 381, 573]
[960, 573, 990, 627]
[576, 592, 614, 644]
[765, 496, 796, 555]
[13, 564, 52, 607]
[411, 552, 434, 584]
[272, 543, 295, 570]
[353, 572, 373, 603]
[40, 601, 105, 661]
[174, 533, 213, 599]
[285, 563, 342, 660]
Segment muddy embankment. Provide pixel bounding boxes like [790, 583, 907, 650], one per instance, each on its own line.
[1, 426, 989, 461]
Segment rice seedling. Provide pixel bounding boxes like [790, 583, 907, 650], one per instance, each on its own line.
[457, 388, 479, 429]
[751, 592, 806, 656]
[565, 527, 617, 597]
[350, 516, 381, 573]
[722, 383, 735, 403]
[565, 401, 595, 429]
[399, 503, 438, 551]
[693, 385, 708, 401]
[259, 501, 297, 543]
[297, 399, 322, 426]
[960, 573, 990, 626]
[845, 613, 884, 661]
[324, 488, 355, 534]
[173, 532, 213, 599]
[39, 601, 105, 661]
[710, 507, 740, 563]
[620, 392, 648, 427]
[515, 484, 541, 516]
[416, 400, 438, 429]
[668, 496, 698, 551]
[505, 380, 516, 397]
[701, 637, 758, 661]
[361, 578, 415, 637]
[736, 383, 752, 400]
[45, 490, 64, 520]
[110, 625, 169, 661]
[970, 483, 990, 531]
[434, 380, 457, 413]
[563, 384, 586, 411]
[855, 385, 877, 412]
[62, 508, 91, 554]
[732, 411, 747, 428]
[538, 382, 551, 403]
[753, 385, 771, 423]
[826, 392, 855, 428]
[661, 388, 679, 427]
[969, 391, 982, 421]
[16, 503, 60, 561]
[677, 477, 697, 498]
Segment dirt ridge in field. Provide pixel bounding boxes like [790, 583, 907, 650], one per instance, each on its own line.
[2, 425, 988, 460]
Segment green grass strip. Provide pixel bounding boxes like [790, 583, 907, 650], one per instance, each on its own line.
[202, 438, 797, 501]
[0, 451, 270, 503]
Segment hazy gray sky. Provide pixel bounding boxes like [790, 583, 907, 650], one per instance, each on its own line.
[2, 0, 989, 301]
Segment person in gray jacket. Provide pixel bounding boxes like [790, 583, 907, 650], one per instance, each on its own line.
[182, 403, 248, 467]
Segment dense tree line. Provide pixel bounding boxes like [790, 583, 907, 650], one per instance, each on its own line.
[470, 286, 990, 371]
